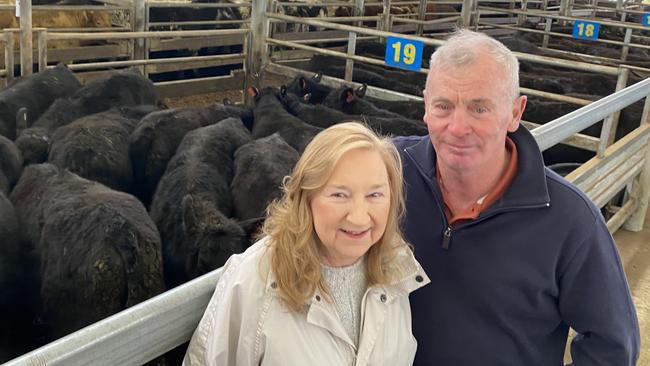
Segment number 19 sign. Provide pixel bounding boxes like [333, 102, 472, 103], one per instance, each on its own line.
[643, 13, 650, 26]
[572, 20, 600, 41]
[385, 36, 423, 72]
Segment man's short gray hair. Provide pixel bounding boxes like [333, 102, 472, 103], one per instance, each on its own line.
[427, 29, 520, 100]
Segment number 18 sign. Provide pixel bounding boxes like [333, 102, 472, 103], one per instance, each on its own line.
[572, 20, 600, 41]
[385, 36, 423, 72]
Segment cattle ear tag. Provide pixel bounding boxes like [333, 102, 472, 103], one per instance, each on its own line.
[356, 84, 367, 97]
[280, 85, 287, 96]
[246, 86, 258, 97]
[223, 98, 233, 105]
[313, 73, 322, 82]
[303, 93, 312, 102]
[345, 90, 355, 103]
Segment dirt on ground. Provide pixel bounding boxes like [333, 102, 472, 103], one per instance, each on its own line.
[163, 90, 244, 108]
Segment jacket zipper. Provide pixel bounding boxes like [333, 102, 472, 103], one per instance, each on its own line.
[441, 226, 452, 249]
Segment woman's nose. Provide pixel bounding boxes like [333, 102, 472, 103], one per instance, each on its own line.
[346, 202, 370, 226]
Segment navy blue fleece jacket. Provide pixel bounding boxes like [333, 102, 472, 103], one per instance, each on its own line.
[394, 126, 640, 366]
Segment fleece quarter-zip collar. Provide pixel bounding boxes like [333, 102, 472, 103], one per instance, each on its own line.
[402, 125, 551, 215]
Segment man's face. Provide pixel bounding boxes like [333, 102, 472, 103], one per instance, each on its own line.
[423, 53, 526, 175]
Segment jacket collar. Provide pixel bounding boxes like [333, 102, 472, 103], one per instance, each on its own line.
[403, 126, 551, 212]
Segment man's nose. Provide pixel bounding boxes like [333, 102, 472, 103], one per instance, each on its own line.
[447, 109, 471, 136]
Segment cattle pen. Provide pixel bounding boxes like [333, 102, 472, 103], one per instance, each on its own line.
[1, 0, 650, 364]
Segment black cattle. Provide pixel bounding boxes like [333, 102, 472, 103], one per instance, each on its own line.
[232, 133, 299, 221]
[47, 106, 158, 193]
[150, 118, 252, 288]
[308, 55, 424, 96]
[148, 0, 242, 31]
[322, 85, 411, 119]
[16, 68, 159, 166]
[281, 89, 427, 136]
[285, 73, 333, 104]
[0, 64, 80, 140]
[0, 191, 39, 363]
[0, 135, 22, 195]
[10, 163, 165, 341]
[129, 103, 253, 208]
[249, 87, 322, 152]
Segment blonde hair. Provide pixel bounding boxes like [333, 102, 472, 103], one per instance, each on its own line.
[262, 122, 408, 312]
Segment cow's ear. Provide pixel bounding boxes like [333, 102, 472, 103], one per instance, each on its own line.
[280, 85, 287, 96]
[300, 77, 307, 90]
[181, 195, 199, 232]
[313, 73, 322, 82]
[345, 89, 355, 103]
[246, 86, 259, 97]
[356, 84, 367, 98]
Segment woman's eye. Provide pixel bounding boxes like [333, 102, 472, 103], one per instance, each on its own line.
[368, 192, 384, 198]
[331, 192, 346, 198]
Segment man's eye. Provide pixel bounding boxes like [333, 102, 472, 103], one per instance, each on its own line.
[472, 105, 487, 113]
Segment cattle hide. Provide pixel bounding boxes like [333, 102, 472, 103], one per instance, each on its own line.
[47, 106, 158, 193]
[129, 103, 253, 208]
[231, 133, 299, 221]
[9, 163, 165, 341]
[250, 87, 322, 152]
[0, 64, 80, 140]
[0, 134, 22, 195]
[150, 118, 252, 288]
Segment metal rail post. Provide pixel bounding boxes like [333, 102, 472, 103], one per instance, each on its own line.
[19, 0, 32, 76]
[518, 0, 529, 25]
[623, 96, 650, 231]
[344, 0, 365, 82]
[134, 0, 146, 75]
[461, 0, 473, 27]
[559, 0, 570, 24]
[598, 67, 629, 157]
[417, 0, 427, 35]
[381, 0, 392, 32]
[620, 27, 632, 61]
[37, 28, 46, 72]
[542, 18, 552, 48]
[4, 31, 15, 82]
[245, 0, 269, 104]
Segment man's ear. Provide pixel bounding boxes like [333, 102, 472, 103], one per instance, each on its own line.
[508, 95, 527, 132]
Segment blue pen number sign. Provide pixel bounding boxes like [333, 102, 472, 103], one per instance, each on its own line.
[385, 36, 423, 71]
[572, 20, 600, 40]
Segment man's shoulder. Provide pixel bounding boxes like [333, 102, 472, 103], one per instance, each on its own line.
[543, 167, 602, 224]
[392, 135, 428, 151]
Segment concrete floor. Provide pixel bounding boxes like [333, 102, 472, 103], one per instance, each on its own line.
[616, 206, 650, 366]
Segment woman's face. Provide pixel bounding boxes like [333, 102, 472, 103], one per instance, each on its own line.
[310, 148, 391, 267]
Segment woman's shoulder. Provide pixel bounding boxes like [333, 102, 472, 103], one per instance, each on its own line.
[216, 237, 274, 293]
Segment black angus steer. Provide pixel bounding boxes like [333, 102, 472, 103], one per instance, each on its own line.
[47, 106, 158, 193]
[249, 86, 322, 152]
[0, 191, 39, 363]
[129, 103, 253, 208]
[16, 68, 159, 166]
[0, 135, 23, 195]
[285, 73, 333, 104]
[9, 163, 165, 342]
[0, 64, 80, 140]
[150, 118, 252, 288]
[231, 133, 300, 221]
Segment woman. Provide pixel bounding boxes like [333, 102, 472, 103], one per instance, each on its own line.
[184, 122, 429, 366]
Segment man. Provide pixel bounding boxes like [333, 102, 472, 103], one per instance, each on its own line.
[394, 29, 640, 365]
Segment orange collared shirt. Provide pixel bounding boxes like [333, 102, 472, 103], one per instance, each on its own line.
[436, 137, 518, 225]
